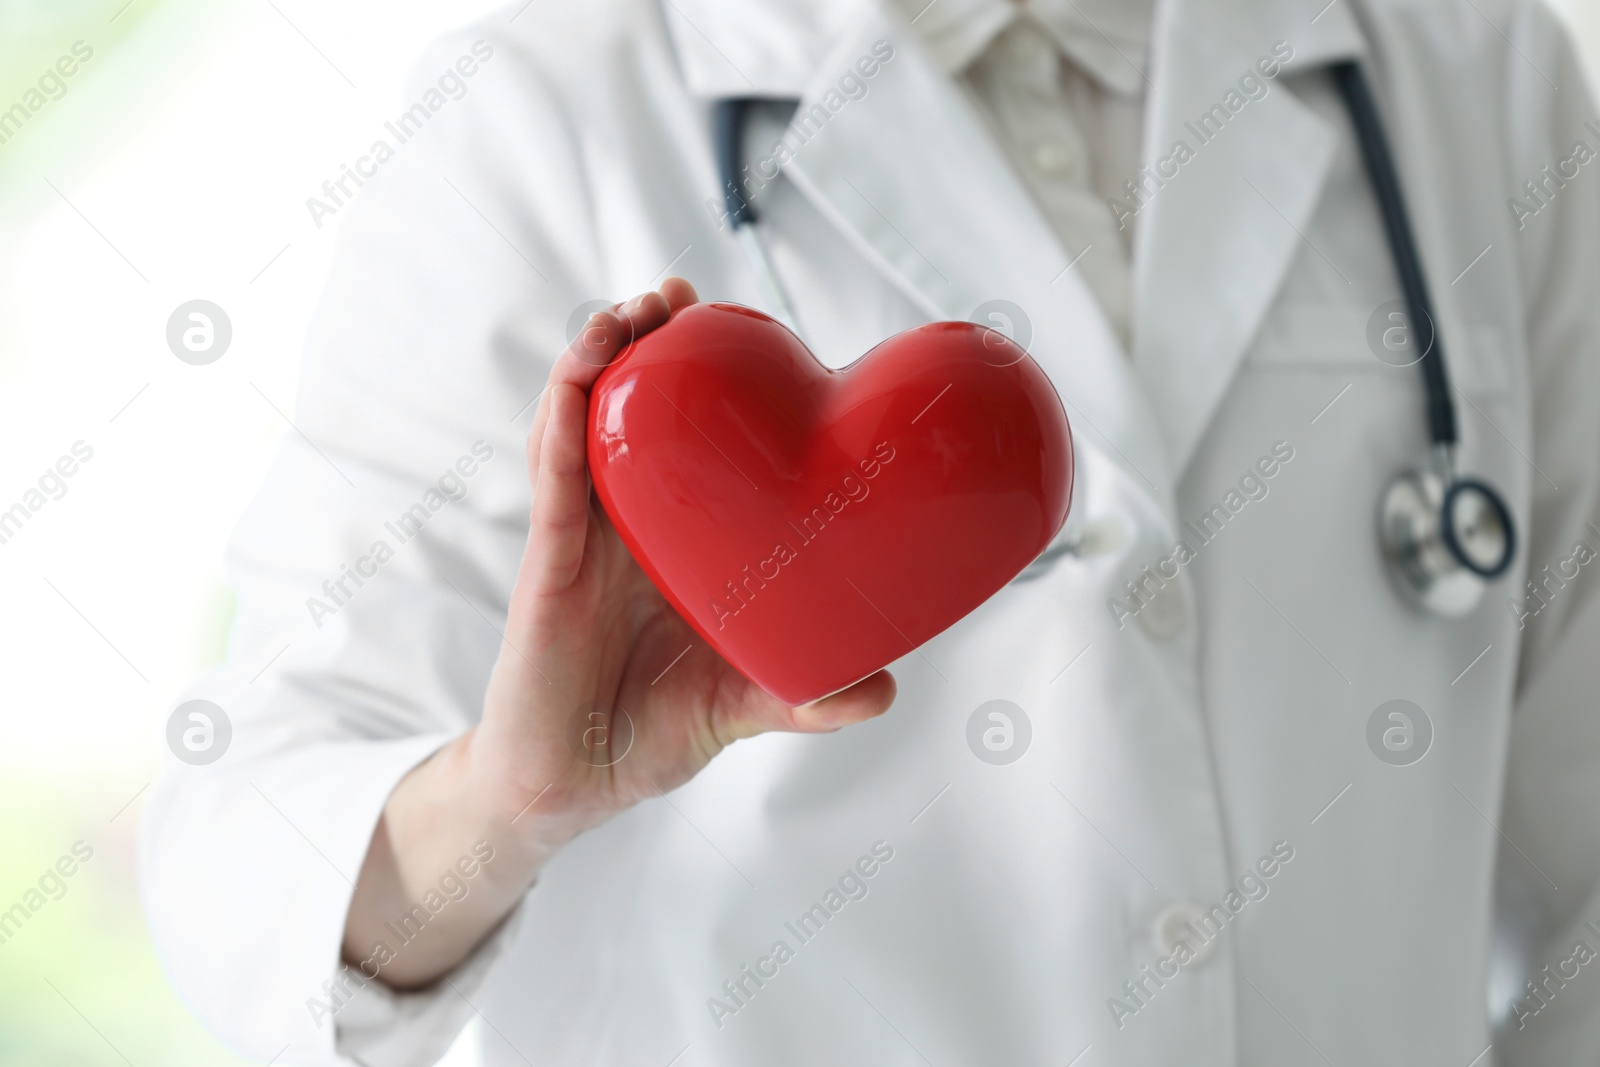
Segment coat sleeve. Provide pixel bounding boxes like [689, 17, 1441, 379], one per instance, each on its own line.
[138, 22, 612, 1066]
[1492, 1, 1600, 1057]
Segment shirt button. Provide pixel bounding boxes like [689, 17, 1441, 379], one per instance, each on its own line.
[1151, 902, 1221, 967]
[1028, 139, 1076, 178]
[1135, 578, 1189, 640]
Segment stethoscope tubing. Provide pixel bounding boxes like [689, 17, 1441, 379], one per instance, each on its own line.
[711, 63, 1515, 601]
[1332, 60, 1458, 449]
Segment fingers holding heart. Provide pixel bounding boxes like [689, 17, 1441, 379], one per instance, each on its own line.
[525, 280, 698, 485]
[706, 668, 897, 748]
[659, 276, 698, 313]
[790, 670, 898, 731]
[525, 382, 594, 598]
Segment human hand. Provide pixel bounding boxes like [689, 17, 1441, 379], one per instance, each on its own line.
[343, 279, 895, 988]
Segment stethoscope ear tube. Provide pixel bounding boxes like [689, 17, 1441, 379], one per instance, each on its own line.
[1333, 62, 1457, 448]
[713, 97, 806, 339]
[712, 99, 759, 229]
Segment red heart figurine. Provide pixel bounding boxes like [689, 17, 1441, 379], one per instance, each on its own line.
[588, 302, 1073, 705]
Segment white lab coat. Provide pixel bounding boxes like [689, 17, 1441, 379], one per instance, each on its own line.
[141, 0, 1600, 1063]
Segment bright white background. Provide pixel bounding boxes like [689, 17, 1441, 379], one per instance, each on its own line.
[0, 0, 1595, 1063]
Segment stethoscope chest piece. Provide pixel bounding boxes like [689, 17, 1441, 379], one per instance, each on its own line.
[1379, 461, 1515, 618]
[1332, 58, 1517, 619]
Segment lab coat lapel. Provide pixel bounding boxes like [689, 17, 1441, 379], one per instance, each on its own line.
[781, 1, 1177, 510]
[1131, 0, 1365, 476]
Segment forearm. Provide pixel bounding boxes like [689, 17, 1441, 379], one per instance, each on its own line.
[340, 730, 562, 990]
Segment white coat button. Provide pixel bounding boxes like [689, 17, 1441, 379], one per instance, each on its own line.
[1152, 902, 1220, 967]
[1135, 578, 1188, 640]
[1029, 140, 1076, 178]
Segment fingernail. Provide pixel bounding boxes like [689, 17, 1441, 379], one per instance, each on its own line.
[794, 702, 847, 732]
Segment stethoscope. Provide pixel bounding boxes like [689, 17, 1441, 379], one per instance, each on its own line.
[712, 60, 1515, 619]
[712, 100, 805, 337]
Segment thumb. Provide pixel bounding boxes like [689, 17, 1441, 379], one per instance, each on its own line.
[716, 670, 897, 742]
[791, 671, 898, 731]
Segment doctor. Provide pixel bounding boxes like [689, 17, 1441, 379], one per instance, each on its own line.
[143, 0, 1600, 1063]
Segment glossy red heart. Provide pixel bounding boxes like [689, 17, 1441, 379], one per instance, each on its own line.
[588, 303, 1073, 705]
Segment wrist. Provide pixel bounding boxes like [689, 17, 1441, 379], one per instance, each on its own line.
[453, 723, 599, 867]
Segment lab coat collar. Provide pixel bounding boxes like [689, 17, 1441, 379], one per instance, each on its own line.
[1130, 0, 1366, 474]
[661, 0, 1369, 498]
[659, 0, 859, 97]
[776, 2, 1179, 511]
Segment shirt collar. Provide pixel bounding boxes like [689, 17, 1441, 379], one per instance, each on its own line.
[892, 0, 1156, 93]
